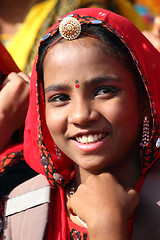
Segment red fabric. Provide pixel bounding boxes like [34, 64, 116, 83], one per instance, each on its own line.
[45, 187, 70, 240]
[67, 215, 88, 235]
[0, 41, 19, 75]
[0, 143, 23, 172]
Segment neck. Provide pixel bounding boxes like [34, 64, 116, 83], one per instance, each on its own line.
[74, 154, 141, 189]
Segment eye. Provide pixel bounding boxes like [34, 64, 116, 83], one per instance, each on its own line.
[48, 93, 70, 103]
[94, 86, 120, 97]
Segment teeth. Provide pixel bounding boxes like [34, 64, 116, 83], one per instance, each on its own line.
[82, 135, 88, 143]
[88, 135, 94, 143]
[98, 133, 102, 140]
[76, 133, 105, 144]
[94, 135, 98, 141]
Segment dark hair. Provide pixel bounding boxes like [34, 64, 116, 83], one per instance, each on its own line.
[37, 24, 145, 95]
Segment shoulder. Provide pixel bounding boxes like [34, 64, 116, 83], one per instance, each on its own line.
[3, 174, 51, 240]
[5, 174, 50, 216]
[7, 174, 49, 197]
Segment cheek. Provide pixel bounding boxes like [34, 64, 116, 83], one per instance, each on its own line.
[45, 108, 65, 139]
[101, 96, 140, 133]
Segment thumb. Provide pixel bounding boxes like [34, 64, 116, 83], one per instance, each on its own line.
[125, 188, 140, 219]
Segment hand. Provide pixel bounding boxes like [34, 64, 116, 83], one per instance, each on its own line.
[67, 173, 139, 240]
[0, 72, 30, 151]
[143, 16, 160, 51]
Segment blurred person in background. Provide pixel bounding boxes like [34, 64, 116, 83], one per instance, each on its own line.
[143, 16, 160, 51]
[0, 41, 37, 199]
[133, 0, 160, 51]
[0, 41, 29, 152]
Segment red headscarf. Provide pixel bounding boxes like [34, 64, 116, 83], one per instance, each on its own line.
[0, 41, 19, 75]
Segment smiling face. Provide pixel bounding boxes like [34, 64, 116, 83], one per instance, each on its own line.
[43, 37, 144, 182]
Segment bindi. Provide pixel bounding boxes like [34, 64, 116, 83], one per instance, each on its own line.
[75, 80, 80, 88]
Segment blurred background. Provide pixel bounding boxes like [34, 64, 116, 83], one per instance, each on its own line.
[0, 0, 160, 73]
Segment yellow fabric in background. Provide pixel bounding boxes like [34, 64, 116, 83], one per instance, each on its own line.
[7, 0, 58, 70]
[115, 0, 152, 31]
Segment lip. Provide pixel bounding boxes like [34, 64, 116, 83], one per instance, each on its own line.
[71, 134, 109, 152]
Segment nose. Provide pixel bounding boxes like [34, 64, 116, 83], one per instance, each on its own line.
[68, 98, 99, 126]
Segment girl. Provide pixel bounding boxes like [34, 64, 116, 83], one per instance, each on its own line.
[1, 7, 160, 240]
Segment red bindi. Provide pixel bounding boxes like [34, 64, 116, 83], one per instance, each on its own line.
[75, 80, 80, 88]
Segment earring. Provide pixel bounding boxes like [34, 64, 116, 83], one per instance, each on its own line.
[140, 116, 150, 147]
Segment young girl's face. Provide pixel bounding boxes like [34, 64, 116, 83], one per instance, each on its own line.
[43, 37, 144, 175]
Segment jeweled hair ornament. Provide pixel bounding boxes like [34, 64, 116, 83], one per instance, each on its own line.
[59, 16, 81, 40]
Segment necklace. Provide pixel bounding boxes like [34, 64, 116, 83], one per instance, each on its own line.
[69, 186, 88, 228]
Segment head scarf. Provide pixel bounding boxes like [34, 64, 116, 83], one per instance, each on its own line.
[24, 8, 160, 189]
[0, 41, 19, 81]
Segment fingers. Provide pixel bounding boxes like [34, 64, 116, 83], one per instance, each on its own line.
[3, 72, 30, 86]
[67, 173, 140, 225]
[153, 16, 160, 34]
[67, 174, 139, 240]
[125, 188, 140, 219]
[17, 72, 30, 83]
[67, 183, 86, 218]
[0, 72, 30, 131]
[0, 71, 30, 150]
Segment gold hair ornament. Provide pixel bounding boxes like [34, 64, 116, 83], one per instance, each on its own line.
[59, 16, 81, 40]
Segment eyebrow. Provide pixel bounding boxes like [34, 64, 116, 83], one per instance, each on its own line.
[44, 84, 71, 94]
[44, 75, 122, 94]
[83, 75, 122, 88]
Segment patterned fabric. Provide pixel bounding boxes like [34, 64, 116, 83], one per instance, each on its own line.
[68, 216, 88, 240]
[0, 149, 24, 239]
[0, 150, 24, 174]
[70, 229, 88, 240]
[0, 197, 6, 240]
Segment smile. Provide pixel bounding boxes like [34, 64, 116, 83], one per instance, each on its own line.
[75, 133, 106, 144]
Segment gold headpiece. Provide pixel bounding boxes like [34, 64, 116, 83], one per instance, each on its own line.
[59, 16, 81, 40]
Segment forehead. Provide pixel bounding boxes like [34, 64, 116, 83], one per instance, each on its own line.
[44, 36, 106, 56]
[43, 36, 119, 69]
[43, 36, 136, 88]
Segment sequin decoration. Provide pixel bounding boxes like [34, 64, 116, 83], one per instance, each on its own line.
[156, 137, 160, 148]
[59, 17, 81, 40]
